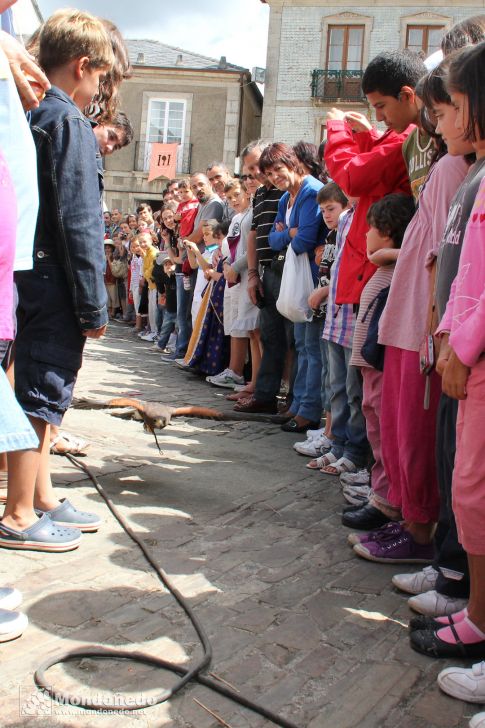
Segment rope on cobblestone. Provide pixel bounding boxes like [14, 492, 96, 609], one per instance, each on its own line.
[33, 454, 301, 728]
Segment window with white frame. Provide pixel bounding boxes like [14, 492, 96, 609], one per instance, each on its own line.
[406, 25, 445, 56]
[144, 98, 186, 172]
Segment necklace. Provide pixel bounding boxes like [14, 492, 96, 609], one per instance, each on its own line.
[416, 130, 433, 154]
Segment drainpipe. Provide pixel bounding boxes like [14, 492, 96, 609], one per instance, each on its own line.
[236, 71, 246, 162]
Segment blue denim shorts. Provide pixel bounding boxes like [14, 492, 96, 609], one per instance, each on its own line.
[14, 265, 85, 426]
[0, 366, 38, 453]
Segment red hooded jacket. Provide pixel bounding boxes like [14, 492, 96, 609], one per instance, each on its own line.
[325, 119, 413, 305]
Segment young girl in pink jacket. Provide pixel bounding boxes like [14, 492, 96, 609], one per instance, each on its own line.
[411, 41, 485, 661]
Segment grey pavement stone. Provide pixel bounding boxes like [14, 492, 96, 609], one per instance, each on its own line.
[0, 327, 465, 728]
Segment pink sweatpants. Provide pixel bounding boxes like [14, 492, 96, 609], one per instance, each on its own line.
[361, 366, 395, 512]
[380, 346, 441, 522]
[453, 358, 485, 555]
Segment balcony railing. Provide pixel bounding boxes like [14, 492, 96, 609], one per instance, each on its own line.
[311, 69, 365, 102]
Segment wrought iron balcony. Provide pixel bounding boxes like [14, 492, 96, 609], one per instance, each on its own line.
[311, 69, 365, 102]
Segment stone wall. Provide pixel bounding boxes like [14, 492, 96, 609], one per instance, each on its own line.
[261, 0, 483, 143]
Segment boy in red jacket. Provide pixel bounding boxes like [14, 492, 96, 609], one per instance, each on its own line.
[325, 50, 427, 305]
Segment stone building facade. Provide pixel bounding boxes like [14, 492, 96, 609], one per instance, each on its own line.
[260, 0, 484, 143]
[104, 40, 262, 212]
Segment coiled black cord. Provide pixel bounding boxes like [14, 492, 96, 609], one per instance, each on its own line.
[34, 454, 301, 728]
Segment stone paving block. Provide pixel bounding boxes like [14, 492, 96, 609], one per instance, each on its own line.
[291, 643, 344, 678]
[309, 662, 421, 728]
[229, 605, 279, 634]
[259, 578, 316, 610]
[261, 614, 324, 652]
[327, 558, 399, 594]
[255, 562, 307, 584]
[253, 544, 307, 569]
[259, 642, 296, 668]
[411, 684, 472, 727]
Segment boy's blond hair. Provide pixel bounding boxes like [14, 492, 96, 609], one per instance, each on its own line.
[38, 9, 114, 73]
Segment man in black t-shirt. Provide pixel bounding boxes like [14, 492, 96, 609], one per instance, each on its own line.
[234, 140, 288, 415]
[152, 253, 178, 353]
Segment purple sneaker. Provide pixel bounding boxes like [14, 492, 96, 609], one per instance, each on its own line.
[347, 520, 403, 547]
[353, 529, 435, 564]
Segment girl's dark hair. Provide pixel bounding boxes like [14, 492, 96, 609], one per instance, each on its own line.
[441, 15, 485, 56]
[90, 19, 132, 124]
[259, 143, 303, 174]
[317, 140, 329, 184]
[293, 141, 323, 180]
[316, 182, 348, 207]
[421, 61, 451, 108]
[419, 63, 450, 163]
[447, 41, 485, 142]
[366, 194, 415, 248]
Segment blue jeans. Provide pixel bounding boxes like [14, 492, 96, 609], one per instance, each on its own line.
[157, 310, 177, 351]
[327, 340, 368, 466]
[156, 302, 164, 333]
[175, 274, 191, 357]
[291, 319, 323, 423]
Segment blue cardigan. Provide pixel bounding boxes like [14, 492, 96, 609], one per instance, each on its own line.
[268, 175, 327, 280]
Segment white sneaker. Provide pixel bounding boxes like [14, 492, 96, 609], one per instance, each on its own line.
[0, 587, 22, 611]
[140, 331, 157, 342]
[293, 434, 333, 457]
[392, 565, 439, 595]
[306, 427, 324, 440]
[0, 608, 28, 642]
[340, 469, 370, 487]
[470, 712, 485, 728]
[438, 661, 485, 703]
[407, 589, 468, 616]
[175, 359, 191, 370]
[342, 484, 371, 506]
[206, 369, 245, 389]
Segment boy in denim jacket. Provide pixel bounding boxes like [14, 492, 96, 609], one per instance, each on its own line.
[0, 10, 115, 553]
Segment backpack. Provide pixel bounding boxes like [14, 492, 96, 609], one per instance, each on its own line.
[360, 285, 390, 371]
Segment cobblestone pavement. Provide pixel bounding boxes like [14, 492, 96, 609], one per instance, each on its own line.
[1, 323, 483, 728]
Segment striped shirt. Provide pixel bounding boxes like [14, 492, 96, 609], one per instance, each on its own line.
[251, 185, 284, 264]
[351, 264, 395, 368]
[322, 207, 356, 348]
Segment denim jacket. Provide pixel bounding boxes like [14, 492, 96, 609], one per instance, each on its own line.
[29, 86, 108, 330]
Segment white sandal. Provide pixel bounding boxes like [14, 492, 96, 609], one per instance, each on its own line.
[306, 452, 337, 470]
[321, 456, 357, 476]
[50, 432, 89, 455]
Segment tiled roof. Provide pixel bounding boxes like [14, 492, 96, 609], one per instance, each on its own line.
[125, 39, 247, 71]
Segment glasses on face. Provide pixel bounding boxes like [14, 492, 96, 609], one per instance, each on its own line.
[240, 174, 257, 181]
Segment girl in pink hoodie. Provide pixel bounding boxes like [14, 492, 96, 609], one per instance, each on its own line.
[411, 42, 485, 661]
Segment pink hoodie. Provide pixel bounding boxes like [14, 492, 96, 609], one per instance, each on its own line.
[437, 174, 485, 367]
[0, 148, 17, 340]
